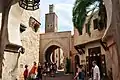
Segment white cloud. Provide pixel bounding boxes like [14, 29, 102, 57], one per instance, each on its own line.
[40, 0, 75, 34]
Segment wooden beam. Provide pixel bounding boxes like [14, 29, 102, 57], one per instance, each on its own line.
[74, 45, 85, 55]
[100, 40, 108, 51]
[4, 43, 24, 53]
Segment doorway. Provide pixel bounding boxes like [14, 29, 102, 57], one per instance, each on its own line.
[75, 55, 80, 73]
[86, 47, 106, 78]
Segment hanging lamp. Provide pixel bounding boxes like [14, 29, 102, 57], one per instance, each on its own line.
[19, 0, 40, 10]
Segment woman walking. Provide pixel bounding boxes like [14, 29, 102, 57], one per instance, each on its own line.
[74, 65, 84, 80]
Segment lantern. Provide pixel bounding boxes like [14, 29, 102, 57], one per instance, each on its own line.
[19, 0, 40, 10]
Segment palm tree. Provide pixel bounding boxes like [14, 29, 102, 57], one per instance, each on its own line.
[72, 0, 107, 35]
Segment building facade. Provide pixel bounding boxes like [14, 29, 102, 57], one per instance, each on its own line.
[0, 2, 40, 80]
[73, 12, 107, 79]
[39, 5, 73, 71]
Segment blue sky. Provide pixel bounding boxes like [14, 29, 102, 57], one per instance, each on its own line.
[40, 0, 75, 34]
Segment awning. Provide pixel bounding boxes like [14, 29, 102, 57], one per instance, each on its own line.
[74, 45, 85, 55]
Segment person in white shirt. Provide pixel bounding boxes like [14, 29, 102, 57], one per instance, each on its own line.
[92, 61, 100, 80]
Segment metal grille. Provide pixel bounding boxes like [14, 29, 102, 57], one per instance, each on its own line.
[19, 0, 40, 10]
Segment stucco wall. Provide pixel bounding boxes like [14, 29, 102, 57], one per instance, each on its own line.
[102, 0, 120, 79]
[18, 3, 40, 80]
[2, 2, 40, 80]
[74, 14, 105, 46]
[21, 7, 40, 27]
[0, 13, 2, 30]
[2, 3, 22, 80]
[19, 27, 39, 80]
[8, 3, 23, 45]
[106, 43, 119, 80]
[104, 36, 119, 80]
[74, 29, 105, 45]
[8, 2, 40, 45]
[3, 52, 19, 80]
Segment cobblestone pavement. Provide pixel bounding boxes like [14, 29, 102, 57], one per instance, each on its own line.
[43, 75, 73, 80]
[42, 71, 74, 80]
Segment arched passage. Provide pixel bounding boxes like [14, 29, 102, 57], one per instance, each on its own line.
[41, 40, 68, 62]
[40, 39, 70, 71]
[45, 45, 59, 63]
[44, 45, 64, 70]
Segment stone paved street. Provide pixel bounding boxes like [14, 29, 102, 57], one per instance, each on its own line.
[42, 72, 74, 80]
[43, 75, 73, 80]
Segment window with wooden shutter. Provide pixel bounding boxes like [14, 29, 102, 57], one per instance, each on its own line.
[20, 24, 26, 33]
[93, 18, 99, 29]
[85, 23, 89, 33]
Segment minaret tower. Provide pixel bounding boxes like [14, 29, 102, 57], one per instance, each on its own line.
[45, 4, 58, 33]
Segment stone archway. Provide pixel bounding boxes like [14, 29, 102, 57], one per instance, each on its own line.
[40, 40, 69, 71]
[41, 40, 67, 63]
[44, 45, 64, 70]
[45, 45, 59, 62]
[39, 32, 71, 64]
[39, 32, 72, 72]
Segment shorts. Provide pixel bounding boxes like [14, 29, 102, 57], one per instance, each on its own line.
[30, 74, 36, 79]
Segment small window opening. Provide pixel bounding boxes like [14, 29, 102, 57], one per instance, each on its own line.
[34, 24, 39, 32]
[20, 24, 27, 33]
[93, 18, 99, 29]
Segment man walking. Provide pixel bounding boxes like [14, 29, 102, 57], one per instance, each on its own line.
[92, 61, 100, 80]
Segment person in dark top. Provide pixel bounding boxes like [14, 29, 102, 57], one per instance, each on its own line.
[50, 63, 54, 77]
[42, 63, 46, 75]
[53, 62, 57, 73]
[23, 65, 29, 80]
[36, 63, 43, 80]
[74, 65, 84, 80]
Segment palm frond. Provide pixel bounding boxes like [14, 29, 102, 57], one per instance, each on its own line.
[72, 0, 101, 34]
[86, 4, 98, 34]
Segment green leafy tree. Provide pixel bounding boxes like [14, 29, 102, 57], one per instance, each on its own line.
[72, 0, 107, 35]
